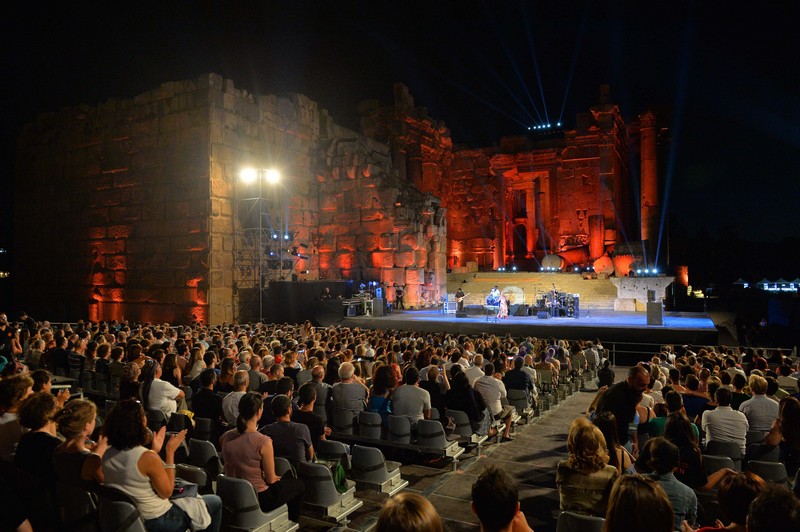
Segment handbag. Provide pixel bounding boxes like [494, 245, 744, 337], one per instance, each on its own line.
[171, 477, 199, 499]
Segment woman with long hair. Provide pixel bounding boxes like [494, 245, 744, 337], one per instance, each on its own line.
[102, 400, 221, 531]
[53, 398, 107, 488]
[637, 412, 733, 490]
[185, 346, 206, 381]
[593, 411, 636, 475]
[161, 352, 182, 388]
[764, 396, 800, 476]
[215, 358, 236, 393]
[556, 417, 619, 517]
[603, 475, 673, 532]
[369, 364, 397, 424]
[140, 358, 185, 418]
[219, 392, 305, 521]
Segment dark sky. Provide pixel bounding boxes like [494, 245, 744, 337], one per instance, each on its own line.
[2, 0, 799, 248]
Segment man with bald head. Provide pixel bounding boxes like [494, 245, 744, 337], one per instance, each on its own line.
[465, 354, 485, 387]
[595, 364, 650, 446]
[222, 370, 249, 425]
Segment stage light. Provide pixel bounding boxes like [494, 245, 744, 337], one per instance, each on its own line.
[272, 233, 278, 240]
[283, 234, 290, 240]
[644, 269, 650, 274]
[265, 169, 280, 184]
[557, 122, 561, 127]
[636, 269, 642, 274]
[512, 266, 517, 271]
[653, 268, 658, 274]
[547, 123, 551, 128]
[240, 168, 257, 183]
[527, 126, 531, 130]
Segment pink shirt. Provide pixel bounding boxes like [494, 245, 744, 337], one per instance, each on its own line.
[220, 430, 272, 492]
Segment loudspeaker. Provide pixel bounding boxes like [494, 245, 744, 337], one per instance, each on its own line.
[512, 304, 529, 316]
[345, 305, 356, 317]
[537, 311, 550, 319]
[456, 310, 468, 318]
[647, 301, 664, 326]
[372, 298, 384, 316]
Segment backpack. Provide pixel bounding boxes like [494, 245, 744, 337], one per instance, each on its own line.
[330, 462, 348, 493]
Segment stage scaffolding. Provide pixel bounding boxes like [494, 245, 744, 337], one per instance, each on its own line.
[233, 169, 290, 322]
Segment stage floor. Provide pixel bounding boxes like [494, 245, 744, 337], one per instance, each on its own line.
[329, 308, 719, 346]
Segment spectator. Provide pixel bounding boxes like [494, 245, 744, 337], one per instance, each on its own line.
[446, 367, 495, 438]
[141, 358, 185, 419]
[15, 392, 62, 479]
[730, 373, 750, 411]
[103, 399, 221, 531]
[648, 390, 700, 439]
[464, 354, 485, 387]
[745, 484, 800, 532]
[222, 370, 249, 426]
[593, 411, 636, 475]
[503, 356, 535, 405]
[776, 365, 799, 394]
[368, 364, 396, 424]
[185, 347, 206, 381]
[603, 475, 673, 532]
[738, 375, 778, 432]
[53, 398, 106, 488]
[474, 362, 514, 442]
[420, 365, 450, 422]
[261, 394, 313, 465]
[219, 392, 304, 521]
[118, 361, 142, 401]
[694, 471, 765, 532]
[192, 368, 227, 434]
[644, 437, 697, 530]
[595, 365, 650, 448]
[258, 362, 284, 395]
[215, 358, 236, 393]
[392, 366, 431, 424]
[556, 417, 619, 517]
[0, 372, 34, 462]
[471, 465, 534, 532]
[161, 352, 182, 388]
[764, 396, 800, 476]
[294, 382, 330, 443]
[247, 355, 268, 392]
[681, 374, 709, 420]
[376, 492, 444, 532]
[701, 387, 749, 454]
[331, 361, 368, 420]
[596, 359, 614, 388]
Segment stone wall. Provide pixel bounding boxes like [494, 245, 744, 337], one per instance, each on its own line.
[14, 78, 212, 323]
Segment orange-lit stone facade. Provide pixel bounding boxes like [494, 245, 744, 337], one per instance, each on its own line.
[362, 84, 661, 274]
[13, 76, 656, 323]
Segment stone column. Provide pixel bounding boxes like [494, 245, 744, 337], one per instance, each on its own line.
[588, 214, 605, 260]
[640, 111, 658, 242]
[525, 185, 536, 257]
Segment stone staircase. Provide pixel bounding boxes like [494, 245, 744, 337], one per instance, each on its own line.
[447, 272, 617, 310]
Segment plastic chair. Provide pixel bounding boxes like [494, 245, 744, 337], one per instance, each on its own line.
[97, 487, 146, 532]
[746, 429, 766, 447]
[357, 411, 383, 439]
[296, 461, 363, 524]
[507, 389, 532, 421]
[556, 510, 605, 532]
[705, 440, 742, 471]
[703, 454, 736, 476]
[177, 463, 213, 495]
[416, 419, 454, 449]
[387, 415, 412, 444]
[145, 409, 168, 432]
[350, 445, 408, 496]
[275, 456, 296, 479]
[332, 409, 356, 434]
[56, 482, 99, 532]
[189, 438, 223, 476]
[537, 369, 554, 393]
[747, 460, 789, 485]
[315, 439, 350, 471]
[194, 417, 213, 441]
[216, 475, 298, 531]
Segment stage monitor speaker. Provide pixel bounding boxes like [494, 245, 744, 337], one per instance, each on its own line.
[647, 289, 656, 302]
[456, 310, 468, 318]
[345, 305, 356, 317]
[537, 311, 550, 320]
[647, 301, 664, 326]
[511, 304, 529, 316]
[372, 298, 384, 317]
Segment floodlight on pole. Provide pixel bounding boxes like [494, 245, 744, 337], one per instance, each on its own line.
[240, 167, 257, 183]
[265, 169, 280, 184]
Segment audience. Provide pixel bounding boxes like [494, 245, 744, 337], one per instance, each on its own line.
[701, 387, 749, 453]
[744, 484, 800, 532]
[471, 465, 534, 532]
[556, 417, 619, 517]
[221, 370, 249, 426]
[644, 437, 697, 530]
[392, 366, 432, 424]
[694, 471, 765, 532]
[53, 398, 106, 488]
[738, 375, 778, 432]
[603, 475, 674, 532]
[261, 394, 314, 465]
[219, 392, 305, 521]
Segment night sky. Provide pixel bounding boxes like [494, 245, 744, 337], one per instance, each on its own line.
[2, 0, 799, 251]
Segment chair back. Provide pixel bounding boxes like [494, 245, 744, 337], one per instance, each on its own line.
[351, 445, 390, 483]
[194, 417, 213, 441]
[217, 474, 290, 530]
[537, 369, 554, 391]
[167, 412, 191, 433]
[387, 415, 412, 444]
[316, 439, 350, 471]
[747, 460, 789, 485]
[417, 419, 447, 449]
[57, 482, 99, 532]
[332, 409, 355, 434]
[507, 389, 530, 413]
[189, 438, 223, 476]
[705, 440, 742, 470]
[358, 411, 383, 439]
[97, 487, 146, 532]
[703, 454, 736, 476]
[746, 429, 766, 447]
[176, 463, 211, 494]
[446, 409, 475, 437]
[556, 510, 605, 532]
[297, 461, 341, 507]
[275, 456, 296, 478]
[145, 409, 168, 432]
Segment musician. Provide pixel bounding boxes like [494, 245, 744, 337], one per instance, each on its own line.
[455, 287, 466, 312]
[497, 293, 508, 319]
[320, 287, 332, 300]
[394, 285, 405, 310]
[487, 286, 501, 306]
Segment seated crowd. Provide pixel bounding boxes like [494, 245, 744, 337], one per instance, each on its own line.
[0, 311, 799, 531]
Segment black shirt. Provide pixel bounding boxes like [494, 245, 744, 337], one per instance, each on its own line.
[15, 431, 61, 479]
[292, 409, 325, 442]
[596, 381, 641, 445]
[192, 388, 225, 425]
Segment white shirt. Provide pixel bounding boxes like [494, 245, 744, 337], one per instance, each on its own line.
[701, 406, 750, 453]
[738, 394, 779, 432]
[777, 375, 799, 393]
[148, 378, 181, 418]
[391, 385, 431, 423]
[222, 391, 247, 425]
[473, 375, 507, 416]
[464, 365, 485, 387]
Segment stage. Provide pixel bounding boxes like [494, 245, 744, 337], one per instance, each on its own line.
[322, 307, 719, 347]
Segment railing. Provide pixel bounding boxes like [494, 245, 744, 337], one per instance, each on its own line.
[603, 341, 798, 367]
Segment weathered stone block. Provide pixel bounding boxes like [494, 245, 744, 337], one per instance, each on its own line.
[337, 235, 356, 252]
[356, 233, 378, 251]
[405, 269, 425, 285]
[394, 251, 415, 268]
